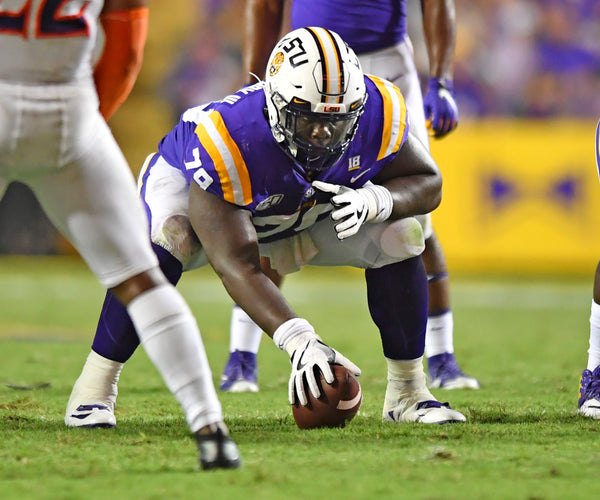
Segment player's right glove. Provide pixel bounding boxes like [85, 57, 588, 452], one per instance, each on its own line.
[273, 318, 361, 406]
[423, 77, 459, 138]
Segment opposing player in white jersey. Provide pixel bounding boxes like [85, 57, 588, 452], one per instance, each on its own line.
[220, 0, 479, 393]
[0, 0, 240, 470]
[65, 27, 466, 426]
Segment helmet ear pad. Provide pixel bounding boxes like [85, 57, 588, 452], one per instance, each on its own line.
[264, 27, 367, 174]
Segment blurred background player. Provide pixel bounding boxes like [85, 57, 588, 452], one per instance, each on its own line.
[65, 26, 467, 426]
[0, 0, 240, 470]
[220, 0, 480, 393]
[578, 123, 600, 420]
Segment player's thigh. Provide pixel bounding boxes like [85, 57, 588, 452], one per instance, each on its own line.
[140, 154, 207, 271]
[29, 129, 158, 288]
[306, 216, 425, 269]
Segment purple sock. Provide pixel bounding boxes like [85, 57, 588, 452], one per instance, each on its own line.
[365, 256, 428, 360]
[91, 243, 184, 362]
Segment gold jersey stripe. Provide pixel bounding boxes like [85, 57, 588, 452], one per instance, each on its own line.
[137, 153, 157, 195]
[195, 110, 252, 205]
[367, 75, 408, 161]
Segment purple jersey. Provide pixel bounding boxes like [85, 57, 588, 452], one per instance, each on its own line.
[142, 76, 408, 243]
[290, 0, 407, 54]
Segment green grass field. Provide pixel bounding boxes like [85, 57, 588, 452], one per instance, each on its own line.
[0, 256, 598, 500]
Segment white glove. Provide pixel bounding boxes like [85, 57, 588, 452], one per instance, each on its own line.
[272, 318, 361, 406]
[289, 338, 361, 406]
[312, 180, 393, 240]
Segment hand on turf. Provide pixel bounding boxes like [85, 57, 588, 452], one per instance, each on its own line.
[289, 338, 361, 406]
[312, 180, 376, 240]
[423, 77, 459, 138]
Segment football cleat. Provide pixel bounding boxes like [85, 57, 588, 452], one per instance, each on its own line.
[65, 403, 116, 428]
[578, 366, 600, 419]
[382, 371, 466, 424]
[428, 352, 480, 390]
[196, 426, 242, 470]
[383, 399, 466, 424]
[219, 350, 259, 392]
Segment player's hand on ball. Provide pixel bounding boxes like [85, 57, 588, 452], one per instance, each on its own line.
[289, 338, 361, 406]
[423, 77, 459, 138]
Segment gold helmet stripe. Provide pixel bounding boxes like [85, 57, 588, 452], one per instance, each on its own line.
[304, 27, 344, 104]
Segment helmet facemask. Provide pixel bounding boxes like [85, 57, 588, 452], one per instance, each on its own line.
[276, 94, 365, 172]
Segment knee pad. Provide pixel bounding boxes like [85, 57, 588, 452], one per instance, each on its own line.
[379, 217, 425, 260]
[414, 213, 433, 240]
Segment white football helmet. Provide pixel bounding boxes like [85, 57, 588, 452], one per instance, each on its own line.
[264, 27, 367, 175]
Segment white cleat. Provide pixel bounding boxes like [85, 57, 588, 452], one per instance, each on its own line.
[427, 353, 480, 390]
[578, 367, 600, 419]
[430, 374, 480, 390]
[578, 398, 600, 419]
[383, 399, 466, 424]
[65, 350, 122, 428]
[65, 403, 116, 428]
[225, 380, 259, 393]
[383, 356, 466, 424]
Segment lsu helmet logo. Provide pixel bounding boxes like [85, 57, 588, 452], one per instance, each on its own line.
[269, 52, 285, 77]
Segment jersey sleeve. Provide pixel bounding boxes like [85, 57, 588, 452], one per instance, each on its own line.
[189, 109, 254, 206]
[364, 74, 409, 162]
[159, 107, 255, 207]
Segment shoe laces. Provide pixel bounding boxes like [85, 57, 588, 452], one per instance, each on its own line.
[223, 350, 257, 381]
[416, 400, 451, 410]
[581, 366, 600, 401]
[430, 353, 464, 381]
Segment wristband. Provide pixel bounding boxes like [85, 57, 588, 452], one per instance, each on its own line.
[273, 318, 319, 356]
[361, 183, 393, 222]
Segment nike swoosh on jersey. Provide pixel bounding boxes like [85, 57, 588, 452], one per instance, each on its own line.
[350, 168, 371, 183]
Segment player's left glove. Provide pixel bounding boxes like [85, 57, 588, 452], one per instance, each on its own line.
[423, 77, 459, 138]
[273, 318, 361, 406]
[312, 180, 393, 240]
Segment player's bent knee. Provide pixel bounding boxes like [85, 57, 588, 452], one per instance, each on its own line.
[152, 215, 202, 265]
[379, 217, 425, 261]
[110, 267, 167, 306]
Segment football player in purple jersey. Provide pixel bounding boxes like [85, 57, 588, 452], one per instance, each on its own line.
[0, 0, 240, 470]
[220, 0, 479, 393]
[577, 122, 600, 420]
[66, 27, 466, 426]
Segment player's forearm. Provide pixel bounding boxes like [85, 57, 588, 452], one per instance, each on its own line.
[243, 0, 285, 84]
[421, 0, 456, 80]
[188, 183, 295, 336]
[383, 173, 442, 220]
[218, 264, 297, 338]
[373, 135, 443, 218]
[94, 3, 148, 120]
[206, 236, 297, 336]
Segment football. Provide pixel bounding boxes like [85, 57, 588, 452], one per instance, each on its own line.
[292, 364, 362, 430]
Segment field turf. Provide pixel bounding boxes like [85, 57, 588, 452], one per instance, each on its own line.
[0, 256, 597, 499]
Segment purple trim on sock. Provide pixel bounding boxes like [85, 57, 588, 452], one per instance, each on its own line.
[427, 272, 449, 283]
[428, 308, 451, 318]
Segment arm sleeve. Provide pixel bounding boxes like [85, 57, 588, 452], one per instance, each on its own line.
[94, 7, 149, 121]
